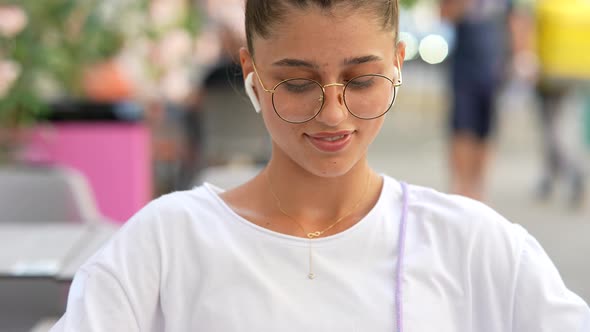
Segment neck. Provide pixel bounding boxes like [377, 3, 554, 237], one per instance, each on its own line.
[263, 156, 377, 227]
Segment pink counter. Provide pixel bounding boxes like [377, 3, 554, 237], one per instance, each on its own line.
[25, 123, 152, 223]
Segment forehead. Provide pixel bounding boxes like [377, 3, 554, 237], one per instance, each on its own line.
[252, 7, 395, 67]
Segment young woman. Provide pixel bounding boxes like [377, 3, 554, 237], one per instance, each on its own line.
[51, 0, 590, 331]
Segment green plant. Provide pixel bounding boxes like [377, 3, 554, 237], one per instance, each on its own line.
[0, 0, 203, 164]
[0, 0, 151, 126]
[400, 0, 420, 9]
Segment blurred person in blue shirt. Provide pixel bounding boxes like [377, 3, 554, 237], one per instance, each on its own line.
[441, 0, 514, 200]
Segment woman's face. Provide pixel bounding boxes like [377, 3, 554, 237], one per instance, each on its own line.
[241, 6, 405, 178]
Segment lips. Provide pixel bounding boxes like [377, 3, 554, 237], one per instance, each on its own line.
[305, 130, 355, 153]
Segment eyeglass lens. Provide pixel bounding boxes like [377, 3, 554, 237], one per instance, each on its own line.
[272, 75, 397, 123]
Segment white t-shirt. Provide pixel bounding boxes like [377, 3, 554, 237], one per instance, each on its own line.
[51, 176, 590, 331]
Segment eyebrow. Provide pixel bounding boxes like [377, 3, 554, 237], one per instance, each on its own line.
[272, 58, 320, 69]
[341, 55, 383, 66]
[271, 55, 383, 69]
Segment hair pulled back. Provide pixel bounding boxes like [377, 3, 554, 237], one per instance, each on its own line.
[245, 0, 400, 54]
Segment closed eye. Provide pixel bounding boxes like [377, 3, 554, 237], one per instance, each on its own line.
[346, 76, 377, 90]
[282, 80, 318, 93]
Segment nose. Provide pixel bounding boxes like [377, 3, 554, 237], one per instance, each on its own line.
[314, 84, 348, 126]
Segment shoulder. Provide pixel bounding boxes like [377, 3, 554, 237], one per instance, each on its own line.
[398, 181, 533, 302]
[154, 183, 221, 213]
[395, 180, 528, 277]
[130, 183, 226, 230]
[88, 184, 226, 260]
[79, 183, 227, 272]
[405, 182, 526, 246]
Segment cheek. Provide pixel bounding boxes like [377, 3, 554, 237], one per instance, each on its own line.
[360, 118, 385, 143]
[259, 93, 279, 133]
[258, 90, 270, 110]
[261, 109, 298, 143]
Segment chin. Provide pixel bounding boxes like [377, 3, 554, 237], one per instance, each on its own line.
[271, 139, 368, 178]
[297, 154, 364, 178]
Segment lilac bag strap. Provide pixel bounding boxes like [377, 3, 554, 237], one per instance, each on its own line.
[395, 182, 410, 332]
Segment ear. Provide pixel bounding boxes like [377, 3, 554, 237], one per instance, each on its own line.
[394, 40, 406, 83]
[395, 40, 406, 69]
[240, 47, 254, 80]
[240, 47, 261, 113]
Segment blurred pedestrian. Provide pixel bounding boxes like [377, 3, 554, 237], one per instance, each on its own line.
[441, 0, 514, 200]
[176, 0, 247, 189]
[534, 81, 586, 207]
[532, 0, 587, 207]
[509, 0, 587, 208]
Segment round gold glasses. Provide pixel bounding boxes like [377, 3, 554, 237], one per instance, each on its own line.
[252, 62, 403, 124]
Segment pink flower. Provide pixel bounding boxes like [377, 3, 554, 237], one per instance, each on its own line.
[149, 0, 185, 29]
[0, 5, 28, 38]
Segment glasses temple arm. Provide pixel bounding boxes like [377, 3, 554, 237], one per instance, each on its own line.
[252, 63, 275, 93]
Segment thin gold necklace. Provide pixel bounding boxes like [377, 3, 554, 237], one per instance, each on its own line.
[265, 171, 372, 279]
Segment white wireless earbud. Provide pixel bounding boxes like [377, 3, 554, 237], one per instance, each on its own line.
[244, 72, 261, 113]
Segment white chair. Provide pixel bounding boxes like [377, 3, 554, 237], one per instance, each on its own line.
[0, 165, 102, 223]
[30, 317, 59, 332]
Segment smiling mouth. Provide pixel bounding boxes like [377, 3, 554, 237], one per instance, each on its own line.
[319, 135, 346, 142]
[305, 131, 354, 152]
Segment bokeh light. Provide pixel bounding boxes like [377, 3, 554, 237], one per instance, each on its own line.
[399, 31, 419, 61]
[419, 34, 449, 64]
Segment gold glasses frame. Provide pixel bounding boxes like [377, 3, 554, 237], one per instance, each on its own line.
[251, 59, 403, 124]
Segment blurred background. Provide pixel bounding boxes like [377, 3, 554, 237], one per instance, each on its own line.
[0, 0, 588, 331]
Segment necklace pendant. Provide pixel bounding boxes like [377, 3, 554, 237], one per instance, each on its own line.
[307, 231, 321, 239]
[308, 273, 315, 280]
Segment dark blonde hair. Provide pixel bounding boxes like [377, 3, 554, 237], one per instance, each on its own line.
[245, 0, 400, 54]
